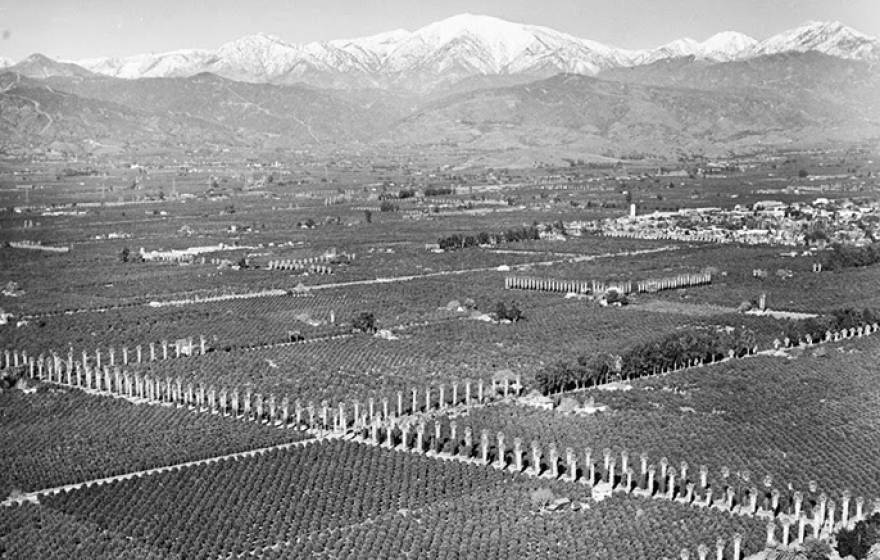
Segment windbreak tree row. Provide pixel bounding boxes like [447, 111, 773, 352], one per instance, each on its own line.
[438, 225, 541, 251]
[536, 326, 758, 394]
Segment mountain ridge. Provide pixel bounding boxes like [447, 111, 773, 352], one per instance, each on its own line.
[3, 51, 877, 161]
[6, 14, 874, 93]
[389, 59, 880, 161]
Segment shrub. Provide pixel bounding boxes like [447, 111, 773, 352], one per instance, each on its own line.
[803, 538, 833, 560]
[529, 488, 556, 509]
[604, 289, 628, 306]
[351, 312, 377, 334]
[838, 513, 880, 559]
[494, 301, 524, 322]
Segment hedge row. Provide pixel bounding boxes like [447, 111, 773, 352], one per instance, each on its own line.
[536, 308, 880, 395]
[781, 308, 878, 344]
[535, 326, 757, 394]
[821, 243, 880, 271]
[438, 225, 540, 251]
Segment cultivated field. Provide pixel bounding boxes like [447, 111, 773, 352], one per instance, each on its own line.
[2, 147, 880, 559]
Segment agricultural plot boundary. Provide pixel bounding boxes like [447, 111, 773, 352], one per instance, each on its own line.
[0, 436, 329, 507]
[14, 245, 681, 319]
[4, 323, 878, 548]
[3, 320, 877, 441]
[344, 426, 862, 553]
[505, 271, 713, 295]
[537, 321, 880, 400]
[7, 325, 880, 512]
[4, 325, 877, 557]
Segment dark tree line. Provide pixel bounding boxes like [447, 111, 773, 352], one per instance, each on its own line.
[782, 308, 877, 343]
[821, 242, 880, 271]
[535, 327, 757, 394]
[379, 189, 416, 200]
[437, 225, 540, 251]
[424, 187, 455, 197]
[535, 308, 880, 394]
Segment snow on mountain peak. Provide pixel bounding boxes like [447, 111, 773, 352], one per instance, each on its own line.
[416, 13, 531, 44]
[700, 31, 758, 60]
[751, 20, 879, 60]
[333, 28, 411, 48]
[633, 38, 699, 64]
[633, 31, 758, 64]
[329, 28, 412, 61]
[214, 33, 302, 78]
[66, 15, 879, 89]
[665, 38, 701, 56]
[218, 33, 297, 55]
[381, 13, 627, 76]
[800, 20, 865, 37]
[400, 13, 552, 70]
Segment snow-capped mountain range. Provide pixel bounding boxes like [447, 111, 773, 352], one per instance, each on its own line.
[14, 15, 880, 92]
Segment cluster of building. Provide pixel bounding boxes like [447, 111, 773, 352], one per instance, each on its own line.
[593, 198, 880, 247]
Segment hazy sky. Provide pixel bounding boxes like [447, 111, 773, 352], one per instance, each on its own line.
[1, 0, 879, 61]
